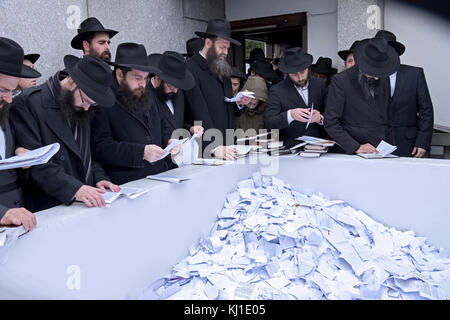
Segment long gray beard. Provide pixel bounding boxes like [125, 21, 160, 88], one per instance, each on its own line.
[209, 58, 232, 79]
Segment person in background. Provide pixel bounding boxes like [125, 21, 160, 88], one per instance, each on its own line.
[338, 40, 361, 70]
[311, 56, 337, 86]
[230, 67, 246, 97]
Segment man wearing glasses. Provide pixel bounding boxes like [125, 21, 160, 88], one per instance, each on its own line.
[10, 55, 120, 212]
[0, 37, 41, 231]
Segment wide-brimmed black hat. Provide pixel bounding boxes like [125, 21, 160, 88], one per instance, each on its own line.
[24, 53, 40, 64]
[311, 57, 337, 75]
[278, 47, 313, 74]
[230, 67, 246, 80]
[183, 37, 205, 57]
[354, 37, 400, 78]
[338, 40, 361, 61]
[71, 17, 118, 50]
[195, 19, 241, 46]
[151, 51, 195, 90]
[251, 59, 278, 80]
[108, 43, 160, 73]
[64, 55, 115, 107]
[245, 48, 271, 63]
[0, 37, 41, 79]
[374, 30, 405, 56]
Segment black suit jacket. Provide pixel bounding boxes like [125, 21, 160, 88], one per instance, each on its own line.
[184, 52, 240, 147]
[91, 84, 174, 185]
[324, 66, 394, 154]
[391, 64, 434, 157]
[10, 84, 110, 212]
[264, 76, 328, 148]
[0, 122, 25, 219]
[150, 85, 191, 138]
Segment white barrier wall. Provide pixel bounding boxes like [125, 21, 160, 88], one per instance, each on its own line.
[0, 155, 449, 299]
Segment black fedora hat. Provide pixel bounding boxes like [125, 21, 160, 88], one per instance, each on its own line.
[153, 51, 195, 90]
[24, 53, 40, 64]
[278, 47, 313, 74]
[183, 37, 205, 57]
[64, 55, 115, 107]
[0, 37, 41, 79]
[338, 40, 361, 61]
[354, 37, 400, 78]
[148, 53, 161, 68]
[231, 67, 246, 80]
[195, 19, 241, 46]
[374, 30, 405, 56]
[108, 43, 160, 73]
[251, 59, 278, 80]
[311, 57, 337, 75]
[71, 17, 118, 50]
[245, 48, 271, 63]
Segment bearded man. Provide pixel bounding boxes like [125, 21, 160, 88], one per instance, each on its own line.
[10, 55, 120, 212]
[91, 43, 181, 185]
[184, 19, 251, 160]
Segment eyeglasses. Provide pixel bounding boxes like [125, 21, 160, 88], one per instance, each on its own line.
[0, 88, 21, 98]
[78, 88, 98, 107]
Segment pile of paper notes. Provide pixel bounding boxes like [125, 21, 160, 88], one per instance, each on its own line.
[291, 136, 336, 158]
[141, 173, 450, 300]
[0, 143, 60, 171]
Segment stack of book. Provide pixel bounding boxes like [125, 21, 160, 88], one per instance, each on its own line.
[290, 136, 336, 158]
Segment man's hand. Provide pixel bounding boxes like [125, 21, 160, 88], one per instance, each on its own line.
[144, 145, 166, 163]
[0, 208, 37, 231]
[237, 90, 252, 105]
[15, 147, 31, 169]
[168, 139, 183, 156]
[310, 110, 322, 124]
[74, 185, 106, 208]
[357, 143, 378, 154]
[291, 108, 310, 123]
[190, 126, 204, 137]
[214, 146, 238, 161]
[96, 180, 121, 193]
[412, 147, 426, 158]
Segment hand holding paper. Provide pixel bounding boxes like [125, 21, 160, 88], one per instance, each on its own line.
[224, 91, 255, 103]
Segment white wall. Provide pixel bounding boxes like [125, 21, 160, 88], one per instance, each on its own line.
[385, 1, 450, 127]
[225, 0, 338, 68]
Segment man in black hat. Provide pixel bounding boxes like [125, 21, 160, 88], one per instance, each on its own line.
[184, 19, 251, 160]
[183, 37, 205, 60]
[325, 37, 400, 155]
[311, 57, 337, 86]
[250, 59, 283, 87]
[0, 37, 40, 231]
[148, 51, 204, 137]
[230, 67, 246, 97]
[16, 53, 40, 94]
[71, 17, 118, 61]
[264, 47, 328, 148]
[375, 30, 434, 158]
[338, 41, 361, 70]
[10, 55, 120, 212]
[92, 43, 181, 185]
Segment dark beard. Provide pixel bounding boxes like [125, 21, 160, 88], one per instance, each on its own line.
[206, 46, 231, 78]
[59, 89, 95, 127]
[117, 81, 150, 116]
[0, 103, 11, 129]
[358, 71, 379, 100]
[156, 81, 177, 102]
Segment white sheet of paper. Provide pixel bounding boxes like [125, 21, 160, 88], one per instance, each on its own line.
[0, 143, 60, 171]
[224, 91, 255, 103]
[158, 138, 188, 161]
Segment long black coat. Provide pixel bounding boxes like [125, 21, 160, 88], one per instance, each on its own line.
[0, 122, 25, 219]
[91, 83, 174, 185]
[10, 84, 110, 212]
[324, 66, 394, 154]
[264, 76, 328, 148]
[184, 52, 240, 147]
[391, 64, 434, 157]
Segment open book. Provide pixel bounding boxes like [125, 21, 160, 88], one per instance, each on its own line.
[296, 136, 336, 148]
[0, 143, 60, 171]
[358, 141, 399, 159]
[103, 187, 149, 204]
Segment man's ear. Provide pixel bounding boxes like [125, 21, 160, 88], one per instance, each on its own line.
[204, 38, 213, 50]
[116, 68, 124, 83]
[82, 40, 90, 54]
